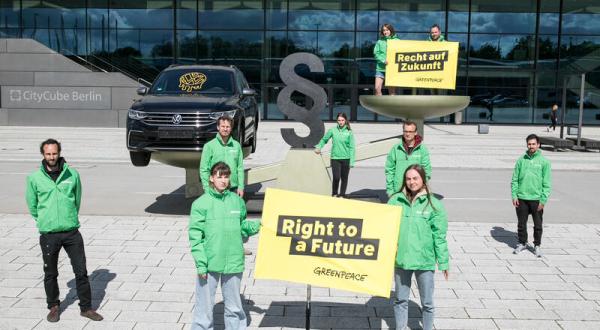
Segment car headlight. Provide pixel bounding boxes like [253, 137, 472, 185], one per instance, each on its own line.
[209, 110, 237, 120]
[128, 109, 147, 120]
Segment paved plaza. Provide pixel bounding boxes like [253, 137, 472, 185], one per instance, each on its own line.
[1, 122, 600, 329]
[1, 215, 600, 329]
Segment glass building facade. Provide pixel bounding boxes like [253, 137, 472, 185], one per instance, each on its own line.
[1, 0, 599, 124]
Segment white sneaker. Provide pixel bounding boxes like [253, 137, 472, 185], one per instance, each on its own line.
[513, 244, 526, 254]
[534, 245, 542, 258]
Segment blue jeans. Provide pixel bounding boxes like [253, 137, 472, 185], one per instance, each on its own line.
[192, 272, 246, 330]
[394, 268, 435, 330]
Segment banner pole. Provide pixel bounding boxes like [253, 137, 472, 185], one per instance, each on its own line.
[305, 284, 311, 330]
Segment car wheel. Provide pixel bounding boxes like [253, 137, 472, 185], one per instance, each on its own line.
[130, 151, 151, 167]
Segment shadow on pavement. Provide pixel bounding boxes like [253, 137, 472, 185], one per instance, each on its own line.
[349, 189, 388, 203]
[253, 297, 424, 329]
[490, 226, 518, 248]
[62, 268, 116, 312]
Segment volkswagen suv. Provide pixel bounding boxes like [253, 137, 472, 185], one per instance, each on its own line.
[126, 65, 259, 167]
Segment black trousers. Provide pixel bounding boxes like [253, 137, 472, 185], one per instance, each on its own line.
[331, 159, 350, 197]
[40, 229, 92, 311]
[515, 199, 544, 246]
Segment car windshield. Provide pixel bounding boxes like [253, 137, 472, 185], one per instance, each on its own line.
[149, 69, 235, 95]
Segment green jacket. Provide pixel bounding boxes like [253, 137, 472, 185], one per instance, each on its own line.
[25, 163, 82, 234]
[511, 150, 552, 204]
[316, 125, 356, 166]
[374, 35, 399, 72]
[388, 191, 449, 271]
[427, 35, 446, 42]
[189, 188, 260, 274]
[385, 140, 431, 196]
[200, 135, 244, 191]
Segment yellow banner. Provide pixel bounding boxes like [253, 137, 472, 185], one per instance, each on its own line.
[385, 40, 459, 90]
[255, 188, 402, 297]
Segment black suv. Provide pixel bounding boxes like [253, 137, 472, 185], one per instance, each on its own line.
[126, 65, 259, 167]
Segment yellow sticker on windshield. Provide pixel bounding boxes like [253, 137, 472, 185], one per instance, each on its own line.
[179, 72, 207, 92]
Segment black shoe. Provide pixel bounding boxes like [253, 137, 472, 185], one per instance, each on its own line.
[80, 309, 104, 321]
[47, 305, 60, 322]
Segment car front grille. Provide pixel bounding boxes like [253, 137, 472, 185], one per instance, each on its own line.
[142, 112, 214, 127]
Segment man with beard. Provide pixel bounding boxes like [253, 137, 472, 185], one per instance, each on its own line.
[385, 121, 432, 197]
[511, 134, 552, 258]
[25, 139, 103, 323]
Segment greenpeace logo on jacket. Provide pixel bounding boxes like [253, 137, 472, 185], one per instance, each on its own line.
[511, 150, 552, 204]
[25, 163, 82, 234]
[387, 192, 449, 271]
[188, 188, 260, 274]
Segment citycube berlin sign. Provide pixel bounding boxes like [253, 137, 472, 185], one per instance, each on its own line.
[1, 86, 111, 109]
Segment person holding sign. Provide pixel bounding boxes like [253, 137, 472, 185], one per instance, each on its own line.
[189, 162, 261, 330]
[428, 24, 445, 42]
[314, 112, 356, 197]
[374, 23, 399, 96]
[388, 164, 449, 330]
[385, 121, 432, 197]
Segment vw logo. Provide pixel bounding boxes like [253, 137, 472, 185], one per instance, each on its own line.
[172, 114, 182, 124]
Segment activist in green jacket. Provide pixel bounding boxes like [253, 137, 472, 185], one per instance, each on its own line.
[315, 113, 356, 197]
[26, 160, 82, 234]
[388, 164, 448, 330]
[511, 149, 552, 204]
[388, 190, 449, 271]
[315, 119, 356, 166]
[385, 134, 431, 197]
[200, 133, 244, 192]
[189, 179, 260, 275]
[374, 34, 400, 73]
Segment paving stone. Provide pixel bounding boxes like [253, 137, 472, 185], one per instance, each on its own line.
[509, 308, 559, 320]
[495, 290, 540, 300]
[537, 290, 583, 300]
[465, 307, 513, 319]
[454, 289, 499, 299]
[494, 319, 561, 329]
[554, 309, 600, 321]
[481, 299, 542, 310]
[435, 318, 498, 329]
[115, 310, 182, 323]
[148, 301, 194, 313]
[557, 320, 600, 330]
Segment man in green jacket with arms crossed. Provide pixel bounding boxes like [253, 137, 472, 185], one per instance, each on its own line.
[385, 121, 432, 197]
[200, 115, 251, 254]
[25, 139, 103, 323]
[200, 115, 245, 197]
[511, 134, 552, 257]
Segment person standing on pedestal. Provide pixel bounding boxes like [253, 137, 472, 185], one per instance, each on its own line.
[385, 121, 432, 197]
[374, 23, 399, 96]
[314, 112, 356, 198]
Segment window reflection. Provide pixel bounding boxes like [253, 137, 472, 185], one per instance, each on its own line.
[470, 0, 536, 34]
[109, 0, 173, 29]
[469, 34, 535, 67]
[357, 0, 377, 31]
[560, 36, 600, 73]
[266, 0, 287, 29]
[22, 0, 86, 28]
[288, 0, 355, 30]
[199, 0, 263, 29]
[176, 0, 197, 29]
[448, 0, 468, 33]
[379, 0, 445, 33]
[562, 0, 600, 34]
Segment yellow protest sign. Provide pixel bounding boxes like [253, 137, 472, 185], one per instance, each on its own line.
[385, 40, 459, 90]
[255, 188, 402, 297]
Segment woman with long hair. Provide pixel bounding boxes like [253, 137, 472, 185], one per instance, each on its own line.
[387, 164, 449, 330]
[315, 112, 356, 197]
[374, 23, 399, 96]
